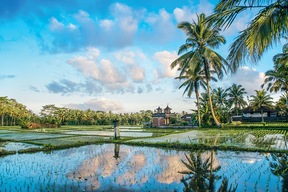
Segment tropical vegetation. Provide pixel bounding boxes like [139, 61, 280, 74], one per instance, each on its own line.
[171, 13, 231, 127]
[210, 0, 288, 69]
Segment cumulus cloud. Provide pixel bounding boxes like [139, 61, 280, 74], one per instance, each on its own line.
[67, 48, 126, 84]
[228, 66, 265, 95]
[173, 0, 213, 23]
[154, 51, 178, 78]
[45, 78, 102, 95]
[141, 8, 178, 44]
[114, 50, 146, 82]
[64, 98, 124, 112]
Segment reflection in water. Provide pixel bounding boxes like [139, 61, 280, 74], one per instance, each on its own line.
[179, 150, 237, 192]
[269, 153, 288, 192]
[0, 144, 285, 191]
[114, 143, 120, 159]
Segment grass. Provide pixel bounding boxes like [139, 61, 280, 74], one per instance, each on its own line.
[0, 125, 287, 156]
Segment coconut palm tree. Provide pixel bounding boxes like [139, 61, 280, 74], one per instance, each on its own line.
[262, 43, 288, 119]
[213, 87, 232, 123]
[249, 90, 274, 122]
[213, 87, 229, 108]
[227, 84, 247, 116]
[175, 64, 212, 128]
[209, 0, 288, 70]
[171, 13, 230, 127]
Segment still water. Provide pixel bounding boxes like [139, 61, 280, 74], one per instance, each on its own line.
[0, 144, 286, 191]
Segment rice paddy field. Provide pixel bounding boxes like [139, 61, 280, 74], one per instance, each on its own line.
[0, 125, 287, 191]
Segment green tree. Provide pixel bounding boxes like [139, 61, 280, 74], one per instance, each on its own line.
[249, 90, 274, 122]
[213, 87, 232, 123]
[262, 43, 288, 119]
[175, 64, 207, 128]
[210, 0, 288, 69]
[171, 13, 230, 127]
[227, 84, 247, 116]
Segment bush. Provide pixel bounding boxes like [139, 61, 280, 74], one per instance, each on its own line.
[20, 122, 41, 129]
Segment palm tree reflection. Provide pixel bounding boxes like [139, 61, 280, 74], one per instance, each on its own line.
[269, 153, 288, 192]
[179, 150, 237, 192]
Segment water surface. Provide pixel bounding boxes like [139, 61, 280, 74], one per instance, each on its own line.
[0, 144, 286, 191]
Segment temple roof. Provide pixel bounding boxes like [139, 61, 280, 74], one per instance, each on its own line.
[164, 105, 172, 110]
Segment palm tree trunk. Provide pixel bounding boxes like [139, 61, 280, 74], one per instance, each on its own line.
[1, 114, 3, 126]
[206, 79, 221, 127]
[195, 90, 201, 128]
[261, 108, 264, 122]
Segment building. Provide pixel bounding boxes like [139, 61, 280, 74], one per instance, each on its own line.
[181, 113, 193, 123]
[232, 106, 284, 122]
[242, 106, 279, 118]
[152, 105, 173, 127]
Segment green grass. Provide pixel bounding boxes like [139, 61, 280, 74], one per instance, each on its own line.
[0, 125, 287, 156]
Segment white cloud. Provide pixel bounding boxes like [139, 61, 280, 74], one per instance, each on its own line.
[115, 50, 136, 65]
[173, 7, 193, 23]
[49, 17, 64, 31]
[142, 9, 177, 44]
[114, 50, 146, 82]
[65, 98, 124, 112]
[67, 47, 126, 85]
[154, 51, 178, 78]
[130, 66, 145, 82]
[228, 66, 265, 95]
[99, 19, 113, 31]
[110, 3, 139, 33]
[173, 0, 213, 23]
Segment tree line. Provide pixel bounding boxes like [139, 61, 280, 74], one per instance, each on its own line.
[0, 97, 153, 128]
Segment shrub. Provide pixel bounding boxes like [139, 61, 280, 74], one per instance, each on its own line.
[20, 122, 41, 129]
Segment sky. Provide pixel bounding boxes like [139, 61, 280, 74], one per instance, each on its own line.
[0, 0, 284, 114]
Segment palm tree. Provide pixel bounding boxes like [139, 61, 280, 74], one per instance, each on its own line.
[209, 0, 288, 70]
[227, 84, 247, 116]
[175, 64, 207, 128]
[276, 94, 288, 116]
[213, 87, 229, 108]
[249, 90, 274, 122]
[198, 92, 214, 125]
[213, 87, 231, 123]
[262, 43, 288, 119]
[171, 13, 230, 127]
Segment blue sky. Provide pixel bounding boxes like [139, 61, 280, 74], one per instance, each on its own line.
[0, 0, 284, 114]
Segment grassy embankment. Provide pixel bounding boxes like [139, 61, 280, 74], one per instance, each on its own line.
[0, 124, 288, 156]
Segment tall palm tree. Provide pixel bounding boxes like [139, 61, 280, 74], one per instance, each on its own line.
[262, 43, 288, 119]
[227, 84, 247, 116]
[209, 0, 288, 70]
[171, 13, 230, 127]
[175, 64, 212, 128]
[249, 90, 274, 122]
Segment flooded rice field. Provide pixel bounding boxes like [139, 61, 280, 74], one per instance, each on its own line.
[0, 144, 286, 192]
